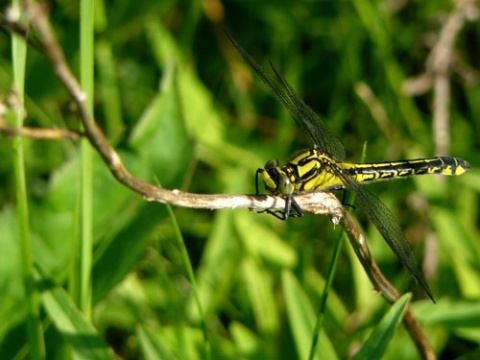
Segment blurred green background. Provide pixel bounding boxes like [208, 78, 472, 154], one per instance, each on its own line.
[1, 0, 480, 359]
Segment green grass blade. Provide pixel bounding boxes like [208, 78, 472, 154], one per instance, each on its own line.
[165, 203, 211, 360]
[413, 298, 480, 328]
[282, 270, 338, 360]
[10, 1, 45, 357]
[137, 326, 174, 360]
[353, 293, 412, 360]
[77, 0, 95, 319]
[308, 231, 344, 360]
[38, 269, 115, 359]
[96, 41, 123, 141]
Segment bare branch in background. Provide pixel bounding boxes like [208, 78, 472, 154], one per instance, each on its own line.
[354, 82, 396, 142]
[404, 0, 479, 155]
[0, 118, 82, 140]
[0, 6, 42, 50]
[429, 0, 478, 155]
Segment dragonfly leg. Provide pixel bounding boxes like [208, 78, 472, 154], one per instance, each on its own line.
[261, 209, 288, 220]
[258, 194, 304, 220]
[288, 195, 304, 218]
[339, 189, 356, 211]
[255, 168, 263, 195]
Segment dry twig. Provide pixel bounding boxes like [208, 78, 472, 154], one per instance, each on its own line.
[341, 209, 435, 360]
[429, 0, 478, 155]
[0, 117, 82, 140]
[404, 0, 478, 155]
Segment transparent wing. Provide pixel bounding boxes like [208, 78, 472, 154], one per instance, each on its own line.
[333, 166, 435, 302]
[226, 32, 345, 161]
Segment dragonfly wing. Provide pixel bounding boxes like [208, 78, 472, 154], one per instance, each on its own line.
[268, 63, 345, 161]
[226, 32, 345, 161]
[334, 167, 435, 302]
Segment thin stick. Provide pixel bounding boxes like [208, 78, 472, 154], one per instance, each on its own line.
[429, 0, 476, 156]
[338, 208, 436, 360]
[0, 117, 82, 140]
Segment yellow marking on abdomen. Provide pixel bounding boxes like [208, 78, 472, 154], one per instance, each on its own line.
[340, 156, 470, 183]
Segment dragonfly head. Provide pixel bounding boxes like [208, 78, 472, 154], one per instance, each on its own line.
[259, 160, 294, 195]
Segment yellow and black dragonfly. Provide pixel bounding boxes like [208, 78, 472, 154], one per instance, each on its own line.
[227, 33, 470, 302]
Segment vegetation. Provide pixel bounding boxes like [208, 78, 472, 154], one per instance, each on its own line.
[1, 0, 479, 359]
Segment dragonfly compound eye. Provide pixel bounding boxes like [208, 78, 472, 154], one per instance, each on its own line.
[264, 159, 279, 169]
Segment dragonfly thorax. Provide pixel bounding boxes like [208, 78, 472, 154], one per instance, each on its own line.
[259, 149, 342, 196]
[287, 148, 346, 192]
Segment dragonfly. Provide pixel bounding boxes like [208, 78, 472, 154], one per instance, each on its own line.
[226, 32, 471, 302]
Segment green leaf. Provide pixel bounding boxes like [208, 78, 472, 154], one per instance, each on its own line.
[353, 293, 412, 360]
[234, 213, 297, 268]
[39, 270, 115, 359]
[137, 326, 174, 360]
[241, 256, 279, 334]
[129, 59, 193, 188]
[229, 321, 264, 358]
[186, 211, 239, 322]
[144, 20, 225, 148]
[282, 270, 337, 360]
[413, 298, 480, 328]
[432, 207, 480, 297]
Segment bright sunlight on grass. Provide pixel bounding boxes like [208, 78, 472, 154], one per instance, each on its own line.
[1, 1, 479, 359]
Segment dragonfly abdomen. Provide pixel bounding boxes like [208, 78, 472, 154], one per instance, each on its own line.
[342, 156, 470, 183]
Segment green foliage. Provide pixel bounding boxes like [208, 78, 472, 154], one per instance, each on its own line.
[39, 268, 115, 359]
[1, 0, 479, 359]
[353, 293, 411, 360]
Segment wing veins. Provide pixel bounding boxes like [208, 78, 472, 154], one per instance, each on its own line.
[268, 63, 345, 161]
[226, 32, 345, 161]
[331, 165, 435, 302]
